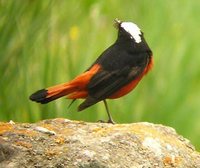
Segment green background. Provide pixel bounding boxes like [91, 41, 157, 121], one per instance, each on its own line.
[1, 1, 200, 150]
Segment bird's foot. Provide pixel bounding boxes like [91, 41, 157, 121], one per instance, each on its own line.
[97, 119, 115, 124]
[107, 118, 116, 124]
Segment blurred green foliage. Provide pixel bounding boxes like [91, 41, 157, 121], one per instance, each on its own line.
[0, 0, 200, 149]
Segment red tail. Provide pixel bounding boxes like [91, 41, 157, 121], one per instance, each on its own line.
[29, 64, 101, 104]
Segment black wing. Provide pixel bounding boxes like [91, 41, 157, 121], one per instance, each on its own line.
[78, 43, 150, 111]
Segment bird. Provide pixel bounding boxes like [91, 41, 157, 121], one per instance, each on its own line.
[29, 18, 153, 124]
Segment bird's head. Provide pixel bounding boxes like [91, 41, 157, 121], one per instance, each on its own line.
[114, 18, 142, 44]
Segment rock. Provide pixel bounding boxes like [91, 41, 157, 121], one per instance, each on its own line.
[0, 118, 199, 168]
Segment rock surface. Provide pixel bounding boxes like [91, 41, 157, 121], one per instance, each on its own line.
[0, 118, 200, 168]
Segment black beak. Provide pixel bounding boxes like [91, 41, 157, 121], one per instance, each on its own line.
[114, 18, 122, 29]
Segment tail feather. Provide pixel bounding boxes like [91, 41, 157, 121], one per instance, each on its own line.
[29, 83, 76, 104]
[29, 89, 49, 104]
[29, 64, 101, 105]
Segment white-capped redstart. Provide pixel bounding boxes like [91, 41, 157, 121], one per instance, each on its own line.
[30, 19, 153, 123]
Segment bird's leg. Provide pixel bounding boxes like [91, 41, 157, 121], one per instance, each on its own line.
[103, 100, 115, 124]
[68, 99, 76, 109]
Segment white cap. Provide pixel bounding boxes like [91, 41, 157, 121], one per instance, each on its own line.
[120, 22, 142, 43]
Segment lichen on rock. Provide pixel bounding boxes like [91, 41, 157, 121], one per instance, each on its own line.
[0, 119, 199, 168]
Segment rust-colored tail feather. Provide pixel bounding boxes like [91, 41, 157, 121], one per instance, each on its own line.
[29, 64, 101, 105]
[29, 83, 76, 104]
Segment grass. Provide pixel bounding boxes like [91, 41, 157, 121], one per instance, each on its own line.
[0, 0, 200, 150]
